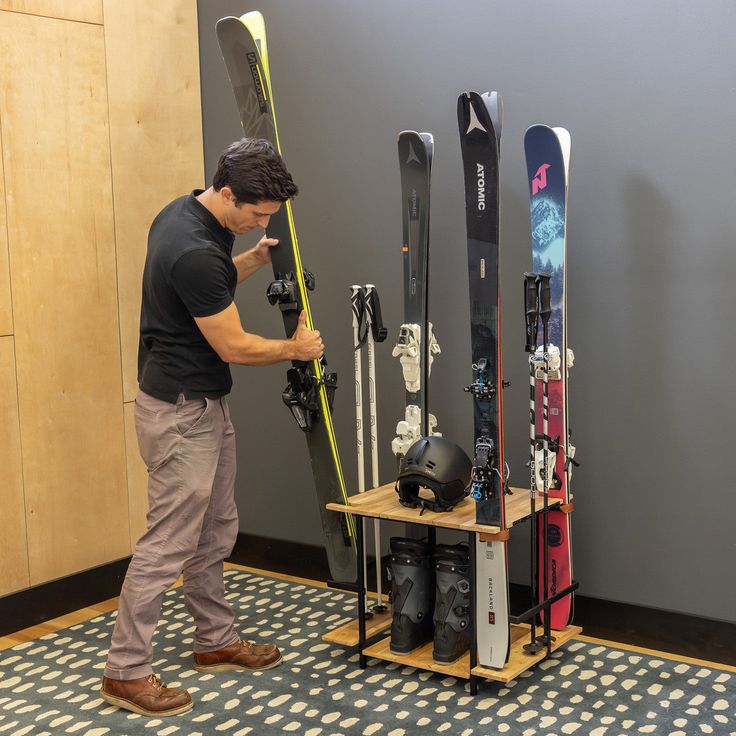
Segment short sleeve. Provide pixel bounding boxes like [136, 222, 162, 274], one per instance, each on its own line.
[171, 248, 234, 318]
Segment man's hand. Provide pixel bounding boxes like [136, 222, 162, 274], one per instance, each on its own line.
[233, 237, 279, 283]
[251, 236, 279, 266]
[290, 310, 324, 361]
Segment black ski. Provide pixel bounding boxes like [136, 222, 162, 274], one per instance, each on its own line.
[458, 90, 510, 669]
[216, 12, 356, 584]
[392, 131, 440, 461]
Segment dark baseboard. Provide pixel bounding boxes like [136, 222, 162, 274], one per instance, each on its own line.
[0, 558, 131, 639]
[2, 533, 734, 667]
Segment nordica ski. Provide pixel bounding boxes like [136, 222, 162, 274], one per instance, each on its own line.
[524, 124, 576, 628]
[458, 91, 510, 669]
[216, 12, 356, 584]
[392, 132, 441, 461]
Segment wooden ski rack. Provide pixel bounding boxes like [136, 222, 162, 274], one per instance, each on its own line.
[324, 483, 581, 693]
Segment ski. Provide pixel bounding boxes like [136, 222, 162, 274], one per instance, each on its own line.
[524, 124, 575, 629]
[392, 131, 441, 462]
[216, 12, 356, 584]
[458, 90, 510, 669]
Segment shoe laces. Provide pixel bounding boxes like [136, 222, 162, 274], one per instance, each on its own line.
[146, 674, 165, 689]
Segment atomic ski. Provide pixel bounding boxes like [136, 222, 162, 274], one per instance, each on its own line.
[392, 131, 441, 461]
[216, 12, 356, 584]
[524, 124, 575, 629]
[458, 91, 510, 669]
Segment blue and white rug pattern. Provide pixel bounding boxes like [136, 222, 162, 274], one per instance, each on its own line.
[0, 569, 733, 736]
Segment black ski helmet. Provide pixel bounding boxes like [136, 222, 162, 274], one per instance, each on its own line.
[395, 437, 472, 512]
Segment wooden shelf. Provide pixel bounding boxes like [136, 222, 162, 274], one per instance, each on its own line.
[327, 483, 562, 536]
[363, 636, 470, 679]
[360, 623, 582, 683]
[323, 608, 392, 646]
[472, 623, 582, 683]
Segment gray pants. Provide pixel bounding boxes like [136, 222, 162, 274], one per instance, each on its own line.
[104, 391, 239, 680]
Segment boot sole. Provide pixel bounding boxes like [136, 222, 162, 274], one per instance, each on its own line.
[389, 642, 431, 656]
[99, 689, 193, 717]
[193, 654, 283, 673]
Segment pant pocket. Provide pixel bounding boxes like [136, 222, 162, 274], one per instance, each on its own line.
[176, 398, 210, 436]
[135, 402, 175, 472]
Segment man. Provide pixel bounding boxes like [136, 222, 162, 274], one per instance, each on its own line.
[101, 138, 322, 717]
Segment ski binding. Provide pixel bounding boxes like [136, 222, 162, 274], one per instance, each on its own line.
[392, 404, 440, 457]
[391, 323, 440, 392]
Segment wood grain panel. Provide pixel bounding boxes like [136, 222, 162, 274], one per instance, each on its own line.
[0, 12, 129, 584]
[103, 0, 204, 401]
[0, 0, 101, 24]
[0, 337, 29, 595]
[124, 400, 148, 546]
[0, 121, 12, 335]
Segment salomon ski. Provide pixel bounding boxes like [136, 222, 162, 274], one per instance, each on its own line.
[458, 91, 510, 669]
[216, 12, 356, 583]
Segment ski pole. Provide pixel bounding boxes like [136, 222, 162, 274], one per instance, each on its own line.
[350, 285, 370, 613]
[537, 272, 552, 650]
[365, 284, 388, 612]
[523, 272, 542, 654]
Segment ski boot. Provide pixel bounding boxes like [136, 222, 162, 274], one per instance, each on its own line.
[388, 537, 434, 654]
[433, 543, 472, 663]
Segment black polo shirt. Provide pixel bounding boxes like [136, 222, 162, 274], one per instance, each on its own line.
[138, 190, 237, 403]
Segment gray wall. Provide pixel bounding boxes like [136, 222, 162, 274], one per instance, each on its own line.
[197, 0, 736, 622]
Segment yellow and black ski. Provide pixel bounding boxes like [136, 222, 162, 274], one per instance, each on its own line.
[216, 12, 356, 583]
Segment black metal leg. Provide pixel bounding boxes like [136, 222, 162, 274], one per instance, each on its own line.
[356, 515, 367, 668]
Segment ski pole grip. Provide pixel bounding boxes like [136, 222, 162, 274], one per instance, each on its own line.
[537, 273, 552, 322]
[523, 272, 538, 352]
[365, 284, 389, 343]
[350, 285, 368, 345]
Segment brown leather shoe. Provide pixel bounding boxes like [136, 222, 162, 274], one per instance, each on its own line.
[100, 674, 192, 717]
[194, 638, 283, 672]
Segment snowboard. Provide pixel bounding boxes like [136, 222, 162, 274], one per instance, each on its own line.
[216, 12, 356, 584]
[524, 124, 574, 629]
[391, 131, 440, 460]
[458, 90, 510, 669]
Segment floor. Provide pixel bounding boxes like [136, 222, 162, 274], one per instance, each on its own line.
[2, 562, 734, 678]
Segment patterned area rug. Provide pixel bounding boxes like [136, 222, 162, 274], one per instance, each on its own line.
[0, 569, 733, 736]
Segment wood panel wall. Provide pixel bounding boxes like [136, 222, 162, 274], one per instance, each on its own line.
[0, 0, 101, 24]
[0, 1, 203, 595]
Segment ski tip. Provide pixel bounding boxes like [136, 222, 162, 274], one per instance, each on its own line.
[397, 129, 420, 141]
[241, 10, 265, 24]
[215, 15, 238, 30]
[483, 91, 503, 140]
[457, 91, 499, 140]
[523, 123, 555, 144]
[552, 126, 571, 144]
[553, 127, 572, 171]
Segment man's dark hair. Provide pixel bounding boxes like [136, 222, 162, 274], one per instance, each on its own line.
[212, 138, 298, 205]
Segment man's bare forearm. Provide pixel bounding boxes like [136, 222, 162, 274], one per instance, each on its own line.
[224, 332, 298, 365]
[233, 250, 266, 283]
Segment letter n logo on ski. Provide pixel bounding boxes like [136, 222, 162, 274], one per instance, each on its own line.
[532, 163, 551, 195]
